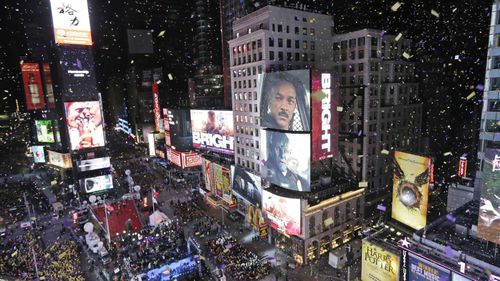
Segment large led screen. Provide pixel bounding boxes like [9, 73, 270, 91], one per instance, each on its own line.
[231, 166, 262, 207]
[191, 110, 234, 154]
[35, 120, 55, 143]
[362, 241, 399, 281]
[408, 254, 450, 281]
[261, 130, 311, 192]
[202, 158, 213, 191]
[64, 101, 105, 150]
[259, 69, 310, 131]
[42, 63, 56, 109]
[311, 71, 339, 161]
[32, 146, 46, 163]
[80, 174, 113, 193]
[76, 157, 111, 172]
[21, 62, 45, 110]
[47, 150, 72, 169]
[167, 147, 182, 168]
[391, 151, 431, 230]
[213, 163, 232, 203]
[50, 0, 92, 45]
[262, 190, 301, 236]
[58, 48, 98, 99]
[477, 148, 500, 244]
[165, 109, 192, 151]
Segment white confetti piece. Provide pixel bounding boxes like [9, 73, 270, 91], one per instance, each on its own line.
[403, 52, 411, 59]
[395, 33, 402, 41]
[337, 106, 344, 112]
[444, 152, 452, 156]
[466, 92, 475, 100]
[431, 9, 440, 18]
[158, 30, 166, 37]
[359, 182, 368, 187]
[391, 2, 401, 12]
[168, 73, 173, 80]
[381, 149, 389, 155]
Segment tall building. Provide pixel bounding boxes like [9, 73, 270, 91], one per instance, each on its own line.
[229, 5, 334, 174]
[332, 29, 423, 214]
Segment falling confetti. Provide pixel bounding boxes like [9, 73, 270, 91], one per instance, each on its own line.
[359, 181, 368, 187]
[395, 33, 402, 41]
[403, 52, 411, 59]
[431, 9, 440, 18]
[466, 92, 476, 100]
[158, 30, 166, 37]
[337, 106, 344, 112]
[381, 149, 389, 155]
[391, 2, 402, 12]
[168, 73, 173, 80]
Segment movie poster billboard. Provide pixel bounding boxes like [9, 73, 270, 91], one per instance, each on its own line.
[477, 148, 500, 244]
[42, 63, 56, 109]
[21, 62, 45, 110]
[258, 69, 311, 131]
[262, 190, 301, 236]
[261, 130, 311, 192]
[32, 146, 46, 163]
[80, 174, 113, 193]
[361, 241, 399, 281]
[76, 157, 111, 172]
[64, 101, 105, 150]
[35, 120, 55, 143]
[391, 151, 431, 230]
[47, 150, 72, 169]
[408, 254, 450, 281]
[311, 71, 338, 161]
[231, 166, 262, 207]
[202, 158, 213, 191]
[58, 47, 98, 99]
[191, 110, 234, 154]
[50, 0, 92, 45]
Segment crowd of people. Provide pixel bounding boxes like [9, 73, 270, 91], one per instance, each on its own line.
[207, 234, 271, 280]
[171, 200, 205, 224]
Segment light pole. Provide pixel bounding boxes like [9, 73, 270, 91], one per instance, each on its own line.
[102, 196, 111, 248]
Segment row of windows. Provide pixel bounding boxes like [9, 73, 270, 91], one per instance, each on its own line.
[233, 52, 263, 66]
[272, 24, 317, 36]
[234, 102, 259, 113]
[232, 66, 263, 78]
[233, 79, 257, 89]
[232, 40, 262, 54]
[233, 91, 258, 101]
[269, 37, 316, 50]
[269, 51, 315, 62]
[236, 156, 260, 172]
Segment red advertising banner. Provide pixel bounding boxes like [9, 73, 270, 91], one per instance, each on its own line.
[311, 71, 338, 161]
[166, 146, 181, 167]
[42, 63, 56, 109]
[152, 83, 161, 132]
[182, 152, 201, 168]
[458, 157, 467, 178]
[21, 62, 46, 110]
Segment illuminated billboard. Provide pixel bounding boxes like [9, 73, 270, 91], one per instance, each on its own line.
[50, 0, 92, 45]
[42, 63, 56, 109]
[21, 62, 45, 110]
[148, 133, 156, 156]
[202, 158, 213, 191]
[262, 190, 301, 236]
[261, 130, 310, 192]
[182, 152, 201, 168]
[76, 157, 110, 172]
[451, 273, 473, 281]
[213, 163, 231, 203]
[477, 148, 500, 244]
[259, 69, 310, 131]
[32, 146, 46, 163]
[64, 101, 105, 150]
[311, 71, 338, 161]
[35, 120, 56, 143]
[165, 109, 192, 151]
[391, 151, 431, 230]
[167, 146, 182, 167]
[47, 150, 72, 169]
[458, 156, 467, 178]
[79, 174, 113, 193]
[231, 166, 262, 207]
[361, 241, 399, 281]
[58, 48, 97, 99]
[191, 110, 234, 154]
[408, 253, 450, 281]
[152, 83, 161, 132]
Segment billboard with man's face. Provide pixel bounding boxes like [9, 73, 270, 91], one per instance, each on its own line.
[231, 166, 262, 207]
[477, 148, 500, 244]
[64, 101, 105, 150]
[261, 130, 311, 192]
[191, 110, 234, 154]
[262, 190, 301, 236]
[391, 151, 431, 230]
[259, 70, 310, 131]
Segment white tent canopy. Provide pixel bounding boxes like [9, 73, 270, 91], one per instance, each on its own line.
[148, 210, 170, 227]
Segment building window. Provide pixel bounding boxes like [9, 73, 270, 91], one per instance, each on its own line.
[310, 28, 315, 36]
[486, 120, 500, 132]
[349, 39, 356, 48]
[371, 49, 378, 58]
[287, 39, 291, 48]
[278, 24, 282, 32]
[303, 53, 308, 61]
[278, 38, 283, 48]
[489, 100, 500, 111]
[295, 53, 300, 61]
[358, 50, 364, 59]
[310, 41, 315, 50]
[371, 37, 378, 46]
[258, 52, 262, 60]
[269, 51, 275, 60]
[309, 216, 316, 237]
[257, 39, 262, 48]
[269, 37, 274, 47]
[358, 37, 365, 46]
[286, 25, 290, 33]
[358, 63, 364, 71]
[303, 41, 308, 49]
[278, 51, 283, 61]
[272, 24, 275, 32]
[295, 26, 299, 34]
[302, 28, 307, 35]
[295, 40, 300, 49]
[311, 53, 315, 61]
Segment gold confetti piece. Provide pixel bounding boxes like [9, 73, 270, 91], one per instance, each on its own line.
[403, 52, 411, 59]
[391, 2, 401, 12]
[158, 30, 166, 37]
[381, 149, 389, 155]
[359, 181, 368, 187]
[466, 92, 476, 100]
[431, 9, 440, 18]
[168, 73, 173, 80]
[337, 106, 344, 112]
[444, 152, 452, 156]
[395, 33, 402, 41]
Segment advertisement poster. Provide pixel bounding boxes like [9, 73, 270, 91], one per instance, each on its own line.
[458, 157, 467, 178]
[451, 273, 474, 281]
[166, 147, 182, 167]
[64, 101, 105, 150]
[80, 174, 113, 193]
[152, 83, 161, 132]
[361, 241, 399, 281]
[231, 166, 262, 207]
[247, 205, 265, 228]
[262, 190, 301, 236]
[58, 47, 97, 99]
[391, 151, 431, 230]
[32, 146, 46, 163]
[182, 152, 201, 168]
[202, 158, 213, 191]
[148, 133, 156, 156]
[50, 0, 92, 45]
[35, 120, 55, 143]
[21, 62, 45, 110]
[76, 157, 111, 172]
[259, 69, 311, 131]
[311, 71, 338, 161]
[408, 254, 450, 281]
[261, 130, 311, 192]
[42, 63, 56, 109]
[221, 167, 232, 203]
[477, 148, 500, 244]
[47, 150, 72, 169]
[191, 110, 234, 154]
[213, 164, 224, 197]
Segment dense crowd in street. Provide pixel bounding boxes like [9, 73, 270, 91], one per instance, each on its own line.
[0, 179, 50, 225]
[172, 199, 205, 224]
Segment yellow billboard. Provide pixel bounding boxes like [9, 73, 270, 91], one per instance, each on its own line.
[361, 241, 399, 281]
[391, 151, 431, 230]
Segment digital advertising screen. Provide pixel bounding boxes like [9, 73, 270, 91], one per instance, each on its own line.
[76, 157, 110, 172]
[64, 101, 105, 150]
[21, 62, 45, 110]
[213, 163, 231, 203]
[391, 151, 431, 230]
[262, 190, 301, 236]
[166, 146, 182, 168]
[47, 150, 72, 169]
[165, 109, 192, 151]
[311, 71, 339, 161]
[58, 47, 98, 99]
[80, 174, 113, 193]
[408, 254, 450, 281]
[32, 146, 46, 163]
[477, 148, 500, 244]
[148, 133, 156, 156]
[42, 63, 56, 109]
[261, 130, 311, 192]
[152, 83, 161, 132]
[202, 158, 213, 191]
[231, 166, 262, 207]
[50, 0, 92, 45]
[259, 69, 310, 131]
[35, 120, 56, 143]
[361, 241, 399, 281]
[191, 110, 234, 154]
[451, 273, 474, 281]
[182, 152, 201, 169]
